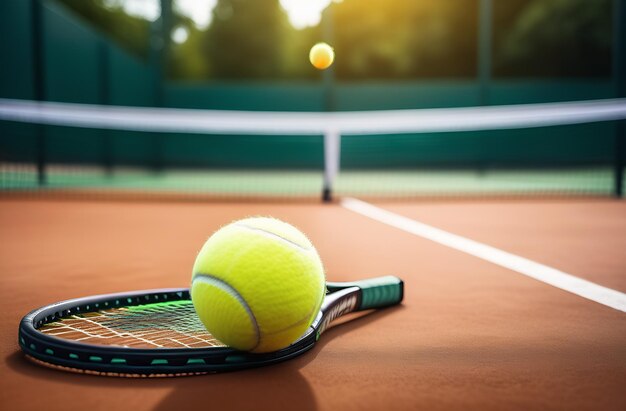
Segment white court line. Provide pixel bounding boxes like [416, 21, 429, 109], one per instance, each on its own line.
[341, 197, 626, 313]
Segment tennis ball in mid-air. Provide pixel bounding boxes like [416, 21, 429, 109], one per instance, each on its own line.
[191, 217, 326, 353]
[309, 42, 335, 70]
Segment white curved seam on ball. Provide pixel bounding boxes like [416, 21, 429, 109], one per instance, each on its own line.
[192, 273, 261, 350]
[233, 223, 312, 252]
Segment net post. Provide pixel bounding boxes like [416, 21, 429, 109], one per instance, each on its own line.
[616, 122, 625, 198]
[98, 40, 114, 178]
[323, 128, 341, 203]
[614, 0, 625, 198]
[322, 5, 337, 203]
[32, 0, 46, 186]
[36, 132, 46, 186]
[148, 0, 173, 174]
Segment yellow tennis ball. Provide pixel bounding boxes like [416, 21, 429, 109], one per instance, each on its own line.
[309, 42, 335, 70]
[191, 217, 326, 353]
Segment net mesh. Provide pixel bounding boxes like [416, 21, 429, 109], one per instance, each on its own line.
[1, 98, 624, 200]
[39, 300, 225, 349]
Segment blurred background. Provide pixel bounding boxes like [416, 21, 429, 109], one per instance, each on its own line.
[0, 0, 624, 200]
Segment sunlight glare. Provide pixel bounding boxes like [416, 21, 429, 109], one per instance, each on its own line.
[171, 26, 189, 44]
[174, 0, 217, 30]
[102, 0, 160, 22]
[279, 0, 339, 30]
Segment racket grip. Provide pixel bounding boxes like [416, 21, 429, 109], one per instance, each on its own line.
[349, 276, 404, 310]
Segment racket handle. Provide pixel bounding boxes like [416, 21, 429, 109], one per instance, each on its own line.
[333, 276, 404, 310]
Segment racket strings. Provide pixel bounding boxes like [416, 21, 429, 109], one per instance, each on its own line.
[39, 300, 226, 348]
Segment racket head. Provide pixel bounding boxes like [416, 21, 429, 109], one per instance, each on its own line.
[19, 277, 403, 377]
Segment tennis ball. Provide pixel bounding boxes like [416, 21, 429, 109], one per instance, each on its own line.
[191, 217, 326, 353]
[309, 42, 335, 70]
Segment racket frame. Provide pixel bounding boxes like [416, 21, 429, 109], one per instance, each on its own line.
[19, 276, 403, 376]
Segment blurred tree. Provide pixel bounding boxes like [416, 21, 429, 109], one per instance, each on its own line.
[168, 18, 213, 80]
[494, 0, 612, 77]
[332, 0, 478, 80]
[56, 0, 151, 59]
[278, 24, 321, 81]
[167, 0, 317, 81]
[200, 0, 287, 79]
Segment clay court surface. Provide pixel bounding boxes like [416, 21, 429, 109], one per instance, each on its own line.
[1, 198, 625, 410]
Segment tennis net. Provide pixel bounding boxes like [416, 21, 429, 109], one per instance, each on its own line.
[1, 98, 625, 201]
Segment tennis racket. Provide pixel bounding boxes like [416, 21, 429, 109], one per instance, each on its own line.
[19, 275, 403, 377]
